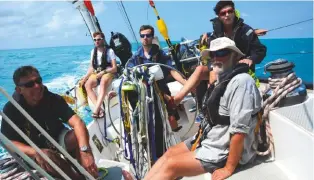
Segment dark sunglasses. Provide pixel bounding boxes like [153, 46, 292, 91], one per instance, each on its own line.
[18, 77, 42, 88]
[140, 33, 153, 38]
[93, 38, 103, 42]
[210, 49, 231, 58]
[219, 8, 234, 17]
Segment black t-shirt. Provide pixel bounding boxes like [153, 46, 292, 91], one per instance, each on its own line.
[1, 87, 75, 149]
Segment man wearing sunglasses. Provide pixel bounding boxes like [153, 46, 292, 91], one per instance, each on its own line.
[80, 32, 118, 118]
[1, 66, 98, 179]
[173, 0, 266, 120]
[144, 37, 262, 180]
[202, 0, 266, 69]
[126, 25, 187, 158]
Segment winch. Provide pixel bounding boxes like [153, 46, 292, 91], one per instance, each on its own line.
[264, 59, 307, 107]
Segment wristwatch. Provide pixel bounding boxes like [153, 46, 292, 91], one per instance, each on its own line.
[80, 145, 91, 153]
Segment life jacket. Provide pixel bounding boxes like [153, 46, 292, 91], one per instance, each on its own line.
[202, 63, 250, 126]
[190, 63, 251, 151]
[92, 46, 111, 72]
[209, 17, 253, 58]
[208, 17, 267, 72]
[134, 44, 169, 65]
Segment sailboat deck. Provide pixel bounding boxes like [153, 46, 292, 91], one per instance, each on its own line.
[182, 157, 290, 180]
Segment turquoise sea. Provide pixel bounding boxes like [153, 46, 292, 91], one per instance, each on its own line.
[0, 38, 313, 157]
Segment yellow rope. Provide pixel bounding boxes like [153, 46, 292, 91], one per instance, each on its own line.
[153, 82, 167, 113]
[121, 90, 131, 133]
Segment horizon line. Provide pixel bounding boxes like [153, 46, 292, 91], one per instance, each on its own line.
[0, 37, 313, 51]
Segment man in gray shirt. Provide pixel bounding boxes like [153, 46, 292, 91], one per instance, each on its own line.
[144, 37, 262, 180]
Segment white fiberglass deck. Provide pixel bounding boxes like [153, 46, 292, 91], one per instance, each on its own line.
[183, 93, 314, 180]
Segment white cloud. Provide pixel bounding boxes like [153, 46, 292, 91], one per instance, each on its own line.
[45, 7, 86, 31]
[0, 1, 101, 48]
[93, 1, 107, 15]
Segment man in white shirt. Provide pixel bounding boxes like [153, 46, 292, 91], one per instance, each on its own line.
[80, 32, 118, 118]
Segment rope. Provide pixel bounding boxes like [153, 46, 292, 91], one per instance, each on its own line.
[125, 62, 196, 138]
[255, 72, 302, 157]
[146, 2, 150, 24]
[120, 82, 140, 180]
[154, 82, 178, 149]
[271, 51, 313, 56]
[117, 1, 139, 47]
[116, 2, 134, 41]
[267, 18, 313, 32]
[107, 91, 124, 139]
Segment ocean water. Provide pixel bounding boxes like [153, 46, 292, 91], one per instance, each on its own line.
[0, 38, 313, 157]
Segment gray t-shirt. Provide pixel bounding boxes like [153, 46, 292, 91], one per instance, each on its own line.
[194, 73, 262, 164]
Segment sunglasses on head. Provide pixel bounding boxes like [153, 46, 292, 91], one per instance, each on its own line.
[93, 38, 103, 42]
[18, 77, 42, 88]
[219, 8, 234, 17]
[140, 33, 153, 38]
[210, 49, 231, 58]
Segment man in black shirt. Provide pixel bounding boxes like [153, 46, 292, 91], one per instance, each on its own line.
[1, 66, 98, 179]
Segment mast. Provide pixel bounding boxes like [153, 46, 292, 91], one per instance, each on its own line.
[71, 0, 103, 41]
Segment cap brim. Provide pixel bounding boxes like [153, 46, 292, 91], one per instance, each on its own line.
[201, 46, 245, 59]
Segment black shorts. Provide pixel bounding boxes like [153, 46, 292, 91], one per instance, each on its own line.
[184, 136, 227, 173]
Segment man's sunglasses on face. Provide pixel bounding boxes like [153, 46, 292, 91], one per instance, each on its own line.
[219, 8, 234, 17]
[210, 49, 231, 58]
[93, 38, 103, 42]
[18, 77, 42, 88]
[140, 34, 153, 38]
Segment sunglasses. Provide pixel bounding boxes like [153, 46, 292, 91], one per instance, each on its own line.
[219, 8, 234, 17]
[140, 34, 153, 38]
[210, 49, 231, 58]
[93, 38, 103, 42]
[18, 77, 42, 88]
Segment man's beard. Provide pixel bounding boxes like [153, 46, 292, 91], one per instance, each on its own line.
[143, 42, 152, 47]
[212, 62, 224, 75]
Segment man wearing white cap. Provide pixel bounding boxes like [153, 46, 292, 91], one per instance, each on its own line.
[144, 37, 262, 180]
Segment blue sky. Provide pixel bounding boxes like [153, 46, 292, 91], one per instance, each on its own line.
[0, 1, 313, 50]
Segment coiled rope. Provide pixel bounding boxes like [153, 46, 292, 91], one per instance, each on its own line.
[255, 72, 302, 158]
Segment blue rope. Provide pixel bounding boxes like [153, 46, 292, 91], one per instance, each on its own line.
[119, 76, 140, 180]
[127, 134, 140, 180]
[102, 107, 115, 143]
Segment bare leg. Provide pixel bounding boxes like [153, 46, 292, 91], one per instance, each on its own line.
[63, 130, 86, 179]
[174, 66, 210, 105]
[149, 151, 206, 180]
[85, 77, 98, 106]
[64, 130, 80, 159]
[144, 142, 190, 180]
[93, 74, 113, 115]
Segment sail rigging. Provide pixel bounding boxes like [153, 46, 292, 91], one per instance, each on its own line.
[116, 1, 139, 47]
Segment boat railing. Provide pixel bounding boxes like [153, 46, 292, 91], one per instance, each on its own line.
[179, 55, 200, 63]
[0, 86, 96, 180]
[0, 132, 54, 180]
